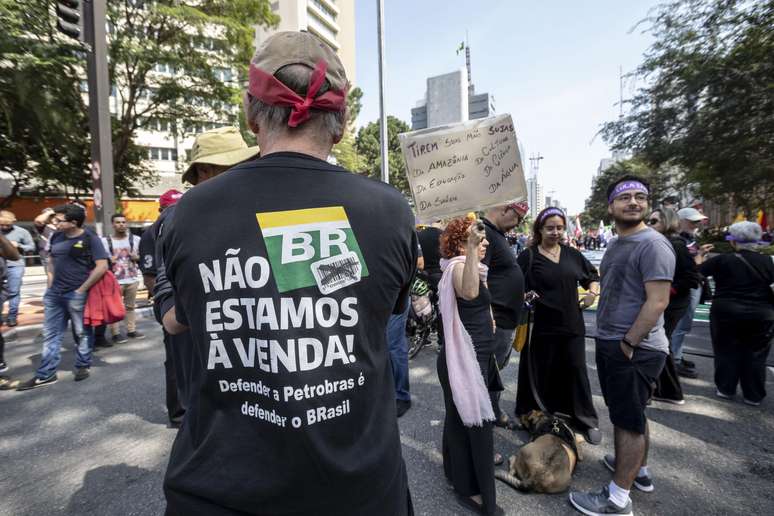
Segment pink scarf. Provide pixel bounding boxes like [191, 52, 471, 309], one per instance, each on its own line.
[439, 256, 495, 427]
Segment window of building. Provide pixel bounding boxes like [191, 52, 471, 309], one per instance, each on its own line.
[307, 14, 338, 44]
[146, 146, 178, 161]
[310, 0, 337, 22]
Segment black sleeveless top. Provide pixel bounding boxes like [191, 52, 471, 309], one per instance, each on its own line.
[457, 280, 496, 355]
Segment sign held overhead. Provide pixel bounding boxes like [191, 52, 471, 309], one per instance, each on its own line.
[399, 114, 527, 223]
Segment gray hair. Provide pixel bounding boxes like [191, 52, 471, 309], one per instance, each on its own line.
[653, 207, 679, 235]
[729, 221, 763, 250]
[245, 64, 346, 142]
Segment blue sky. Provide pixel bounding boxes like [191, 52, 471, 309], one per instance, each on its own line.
[353, 0, 659, 213]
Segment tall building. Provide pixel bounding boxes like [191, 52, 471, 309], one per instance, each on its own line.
[410, 45, 494, 130]
[527, 178, 544, 219]
[255, 0, 356, 83]
[138, 1, 356, 199]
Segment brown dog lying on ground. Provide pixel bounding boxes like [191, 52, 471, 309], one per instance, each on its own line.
[495, 410, 583, 494]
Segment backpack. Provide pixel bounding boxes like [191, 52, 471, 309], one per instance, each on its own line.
[105, 234, 140, 257]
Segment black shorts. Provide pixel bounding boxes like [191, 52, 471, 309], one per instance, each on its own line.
[595, 339, 666, 434]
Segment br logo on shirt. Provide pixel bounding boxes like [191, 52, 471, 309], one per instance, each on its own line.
[256, 206, 369, 294]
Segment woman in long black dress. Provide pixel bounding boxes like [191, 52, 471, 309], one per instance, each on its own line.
[437, 217, 503, 516]
[515, 207, 601, 444]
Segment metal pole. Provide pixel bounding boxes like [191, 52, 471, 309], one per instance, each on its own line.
[85, 0, 115, 235]
[376, 0, 389, 184]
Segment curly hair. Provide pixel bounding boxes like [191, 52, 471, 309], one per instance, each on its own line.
[440, 217, 474, 258]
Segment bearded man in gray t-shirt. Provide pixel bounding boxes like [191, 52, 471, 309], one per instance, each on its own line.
[570, 175, 675, 516]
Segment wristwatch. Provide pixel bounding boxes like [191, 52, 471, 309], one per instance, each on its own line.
[621, 337, 636, 349]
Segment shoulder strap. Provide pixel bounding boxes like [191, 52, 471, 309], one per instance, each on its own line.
[81, 230, 95, 267]
[526, 247, 535, 288]
[734, 253, 769, 283]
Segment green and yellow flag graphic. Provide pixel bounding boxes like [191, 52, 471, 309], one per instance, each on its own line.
[256, 206, 369, 294]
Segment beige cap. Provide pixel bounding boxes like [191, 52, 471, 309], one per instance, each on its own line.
[251, 31, 348, 91]
[677, 207, 708, 222]
[182, 127, 260, 185]
[0, 210, 16, 224]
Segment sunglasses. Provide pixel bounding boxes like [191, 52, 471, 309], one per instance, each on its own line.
[646, 218, 660, 225]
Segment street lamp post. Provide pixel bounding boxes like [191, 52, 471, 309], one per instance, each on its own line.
[376, 0, 389, 184]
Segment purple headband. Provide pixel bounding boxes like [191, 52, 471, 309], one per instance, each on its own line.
[608, 181, 649, 203]
[539, 208, 565, 223]
[725, 235, 766, 245]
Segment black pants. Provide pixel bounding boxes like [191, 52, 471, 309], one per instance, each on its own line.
[164, 331, 187, 424]
[711, 317, 773, 403]
[0, 331, 5, 363]
[515, 333, 599, 431]
[654, 302, 689, 401]
[437, 348, 497, 515]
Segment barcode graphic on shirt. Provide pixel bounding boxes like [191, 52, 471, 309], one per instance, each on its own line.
[311, 251, 362, 295]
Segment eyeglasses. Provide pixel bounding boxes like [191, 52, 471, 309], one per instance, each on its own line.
[646, 218, 660, 225]
[52, 217, 67, 224]
[615, 194, 649, 203]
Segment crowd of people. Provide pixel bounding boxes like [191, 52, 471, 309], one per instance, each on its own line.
[0, 29, 771, 516]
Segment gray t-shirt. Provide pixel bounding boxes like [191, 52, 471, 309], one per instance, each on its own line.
[595, 227, 675, 353]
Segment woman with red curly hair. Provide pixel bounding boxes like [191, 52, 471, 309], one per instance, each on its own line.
[437, 217, 503, 516]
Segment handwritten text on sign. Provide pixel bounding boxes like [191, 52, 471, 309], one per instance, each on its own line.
[399, 114, 527, 223]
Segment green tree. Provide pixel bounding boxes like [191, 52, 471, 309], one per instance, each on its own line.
[581, 158, 682, 226]
[0, 0, 152, 205]
[331, 87, 364, 171]
[354, 116, 412, 197]
[599, 0, 774, 211]
[107, 0, 278, 181]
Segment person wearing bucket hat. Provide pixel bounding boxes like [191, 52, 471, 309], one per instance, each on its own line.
[0, 210, 35, 327]
[150, 128, 256, 429]
[159, 31, 416, 516]
[181, 127, 260, 185]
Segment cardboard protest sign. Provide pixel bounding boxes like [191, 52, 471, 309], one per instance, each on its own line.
[399, 114, 527, 223]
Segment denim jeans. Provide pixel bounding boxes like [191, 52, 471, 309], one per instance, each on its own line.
[37, 290, 93, 379]
[1, 264, 24, 320]
[386, 302, 411, 402]
[670, 287, 702, 361]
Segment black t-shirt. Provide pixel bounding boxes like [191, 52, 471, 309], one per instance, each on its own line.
[700, 250, 774, 320]
[138, 224, 157, 277]
[666, 235, 701, 309]
[517, 245, 599, 336]
[418, 226, 442, 275]
[161, 152, 417, 516]
[481, 218, 524, 329]
[456, 280, 496, 355]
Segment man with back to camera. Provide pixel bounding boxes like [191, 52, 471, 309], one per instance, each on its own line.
[151, 130, 260, 428]
[480, 201, 528, 430]
[158, 31, 417, 515]
[569, 175, 675, 516]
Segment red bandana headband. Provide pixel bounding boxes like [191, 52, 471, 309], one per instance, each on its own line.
[248, 60, 347, 128]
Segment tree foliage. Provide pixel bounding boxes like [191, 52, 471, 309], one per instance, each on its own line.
[107, 0, 278, 178]
[353, 116, 412, 197]
[0, 0, 278, 205]
[331, 87, 364, 171]
[599, 0, 774, 210]
[581, 158, 682, 226]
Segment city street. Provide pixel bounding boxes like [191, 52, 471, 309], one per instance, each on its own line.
[1, 315, 772, 515]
